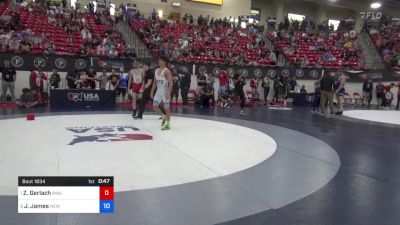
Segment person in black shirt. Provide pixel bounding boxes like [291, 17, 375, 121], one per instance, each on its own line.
[50, 69, 61, 89]
[180, 67, 191, 106]
[319, 73, 335, 114]
[135, 62, 160, 119]
[171, 73, 181, 104]
[199, 83, 214, 108]
[197, 70, 207, 92]
[66, 70, 80, 89]
[233, 69, 246, 116]
[87, 67, 97, 89]
[1, 59, 16, 103]
[312, 79, 321, 112]
[362, 78, 373, 105]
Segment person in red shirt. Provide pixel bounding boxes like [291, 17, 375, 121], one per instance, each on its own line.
[218, 70, 228, 98]
[30, 69, 47, 95]
[250, 77, 259, 99]
[396, 82, 400, 110]
[381, 83, 395, 108]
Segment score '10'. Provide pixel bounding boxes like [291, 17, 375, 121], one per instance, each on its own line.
[102, 202, 111, 209]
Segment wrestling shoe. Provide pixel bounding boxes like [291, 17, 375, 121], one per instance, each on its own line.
[161, 114, 167, 126]
[161, 121, 170, 130]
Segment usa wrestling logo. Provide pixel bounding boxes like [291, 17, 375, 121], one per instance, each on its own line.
[68, 92, 100, 102]
[68, 92, 83, 102]
[66, 125, 153, 145]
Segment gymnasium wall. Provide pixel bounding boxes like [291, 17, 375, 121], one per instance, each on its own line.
[77, 0, 251, 20]
[251, 0, 362, 31]
[10, 71, 398, 106]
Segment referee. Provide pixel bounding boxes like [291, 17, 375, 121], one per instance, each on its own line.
[233, 69, 246, 116]
[134, 62, 154, 119]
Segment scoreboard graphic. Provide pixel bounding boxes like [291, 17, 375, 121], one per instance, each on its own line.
[18, 176, 114, 213]
[191, 0, 223, 6]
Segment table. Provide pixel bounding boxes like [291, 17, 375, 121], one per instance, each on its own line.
[50, 89, 116, 109]
[292, 93, 314, 107]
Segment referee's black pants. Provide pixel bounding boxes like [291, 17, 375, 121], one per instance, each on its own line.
[137, 89, 151, 117]
[235, 89, 245, 109]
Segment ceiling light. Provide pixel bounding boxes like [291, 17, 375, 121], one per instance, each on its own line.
[370, 2, 381, 9]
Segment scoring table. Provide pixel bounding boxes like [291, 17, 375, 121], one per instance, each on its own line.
[18, 176, 114, 213]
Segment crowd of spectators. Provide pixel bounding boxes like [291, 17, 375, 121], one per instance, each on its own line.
[131, 13, 278, 66]
[268, 16, 364, 69]
[128, 10, 366, 69]
[365, 19, 400, 71]
[0, 0, 137, 58]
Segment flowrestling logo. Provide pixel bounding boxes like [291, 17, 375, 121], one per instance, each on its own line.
[66, 125, 153, 145]
[67, 92, 100, 102]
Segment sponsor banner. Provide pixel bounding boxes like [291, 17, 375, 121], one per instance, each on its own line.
[177, 63, 399, 82]
[50, 89, 116, 109]
[0, 52, 138, 72]
[0, 52, 398, 81]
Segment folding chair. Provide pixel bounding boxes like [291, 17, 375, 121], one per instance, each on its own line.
[353, 92, 363, 105]
[343, 92, 353, 105]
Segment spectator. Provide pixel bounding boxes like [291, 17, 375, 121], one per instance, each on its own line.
[49, 69, 61, 89]
[78, 71, 91, 90]
[96, 44, 106, 56]
[381, 83, 395, 109]
[197, 69, 207, 92]
[300, 85, 307, 94]
[319, 72, 335, 115]
[124, 45, 136, 59]
[66, 70, 80, 89]
[117, 68, 129, 102]
[108, 68, 120, 91]
[109, 48, 119, 57]
[48, 15, 56, 25]
[199, 83, 214, 108]
[20, 39, 32, 53]
[86, 67, 97, 89]
[362, 78, 373, 106]
[8, 37, 20, 52]
[30, 68, 47, 95]
[269, 51, 277, 65]
[1, 59, 16, 103]
[171, 73, 180, 105]
[98, 70, 108, 90]
[262, 74, 271, 101]
[288, 76, 297, 91]
[44, 41, 55, 54]
[218, 70, 228, 99]
[19, 88, 40, 108]
[250, 77, 259, 99]
[81, 27, 92, 42]
[376, 82, 384, 106]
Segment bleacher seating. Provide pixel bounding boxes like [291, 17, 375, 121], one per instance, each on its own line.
[132, 19, 275, 66]
[268, 31, 364, 69]
[0, 2, 125, 56]
[366, 22, 400, 70]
